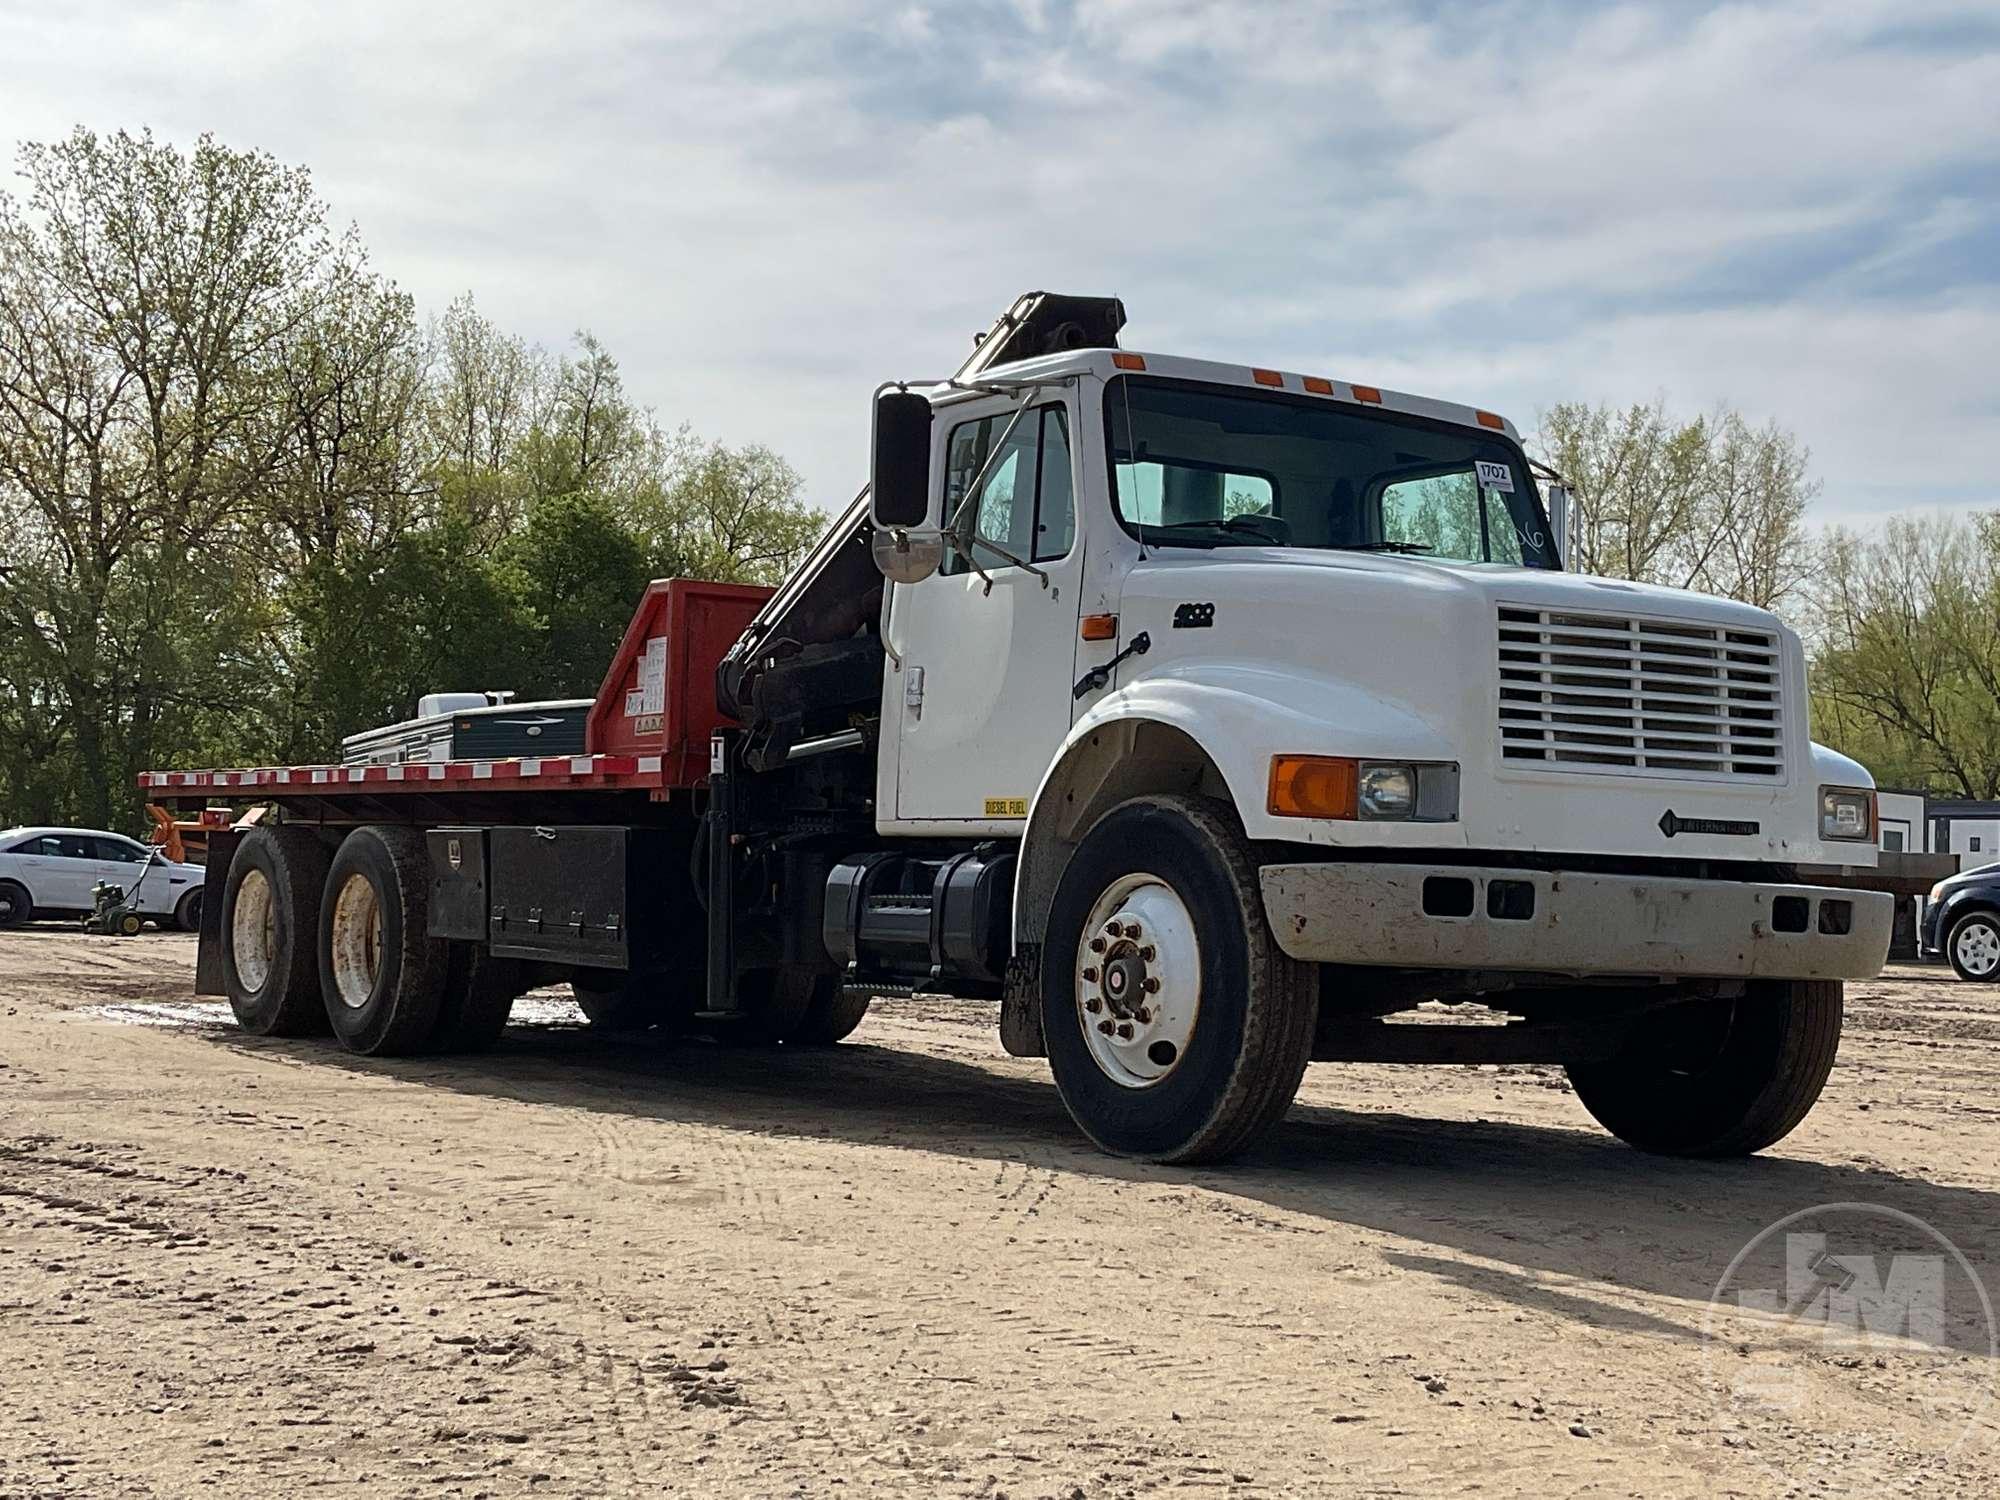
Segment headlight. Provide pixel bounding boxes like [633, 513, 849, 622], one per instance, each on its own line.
[1357, 763, 1416, 818]
[1267, 756, 1458, 821]
[1928, 881, 1948, 904]
[1819, 786, 1875, 843]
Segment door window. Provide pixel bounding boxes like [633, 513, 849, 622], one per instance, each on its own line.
[942, 405, 1074, 574]
[92, 837, 148, 864]
[18, 834, 93, 859]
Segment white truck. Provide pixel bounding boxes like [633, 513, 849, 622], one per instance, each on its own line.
[147, 292, 1890, 1163]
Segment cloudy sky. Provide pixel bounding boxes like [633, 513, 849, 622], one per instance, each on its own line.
[2, 0, 1994, 523]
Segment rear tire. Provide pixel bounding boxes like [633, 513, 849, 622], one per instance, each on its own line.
[1566, 980, 1843, 1156]
[173, 888, 203, 934]
[0, 880, 32, 928]
[1041, 794, 1316, 1164]
[571, 971, 677, 1033]
[220, 827, 330, 1037]
[1946, 910, 2000, 983]
[428, 945, 522, 1052]
[788, 978, 870, 1045]
[318, 826, 448, 1057]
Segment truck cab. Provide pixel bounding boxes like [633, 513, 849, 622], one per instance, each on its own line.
[720, 292, 1889, 1160]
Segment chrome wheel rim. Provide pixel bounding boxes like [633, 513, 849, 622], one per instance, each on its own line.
[329, 872, 384, 1009]
[1954, 919, 2000, 978]
[231, 869, 277, 991]
[1075, 873, 1201, 1088]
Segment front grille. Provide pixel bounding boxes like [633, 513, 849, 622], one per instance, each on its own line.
[1497, 605, 1785, 781]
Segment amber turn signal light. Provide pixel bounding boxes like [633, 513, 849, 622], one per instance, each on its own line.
[1080, 614, 1119, 642]
[1268, 756, 1358, 819]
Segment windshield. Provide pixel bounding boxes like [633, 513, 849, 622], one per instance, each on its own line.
[1105, 377, 1557, 568]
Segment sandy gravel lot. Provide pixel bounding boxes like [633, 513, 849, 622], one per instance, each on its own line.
[0, 926, 1995, 1498]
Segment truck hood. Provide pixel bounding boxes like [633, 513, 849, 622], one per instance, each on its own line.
[1128, 547, 1783, 635]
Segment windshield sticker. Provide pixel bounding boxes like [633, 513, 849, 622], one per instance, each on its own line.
[1476, 460, 1514, 493]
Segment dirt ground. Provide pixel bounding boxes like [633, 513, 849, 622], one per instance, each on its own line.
[0, 927, 1995, 1499]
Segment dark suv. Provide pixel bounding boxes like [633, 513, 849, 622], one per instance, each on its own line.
[1922, 864, 2000, 981]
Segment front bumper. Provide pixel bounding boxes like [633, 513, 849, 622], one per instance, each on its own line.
[1260, 862, 1892, 982]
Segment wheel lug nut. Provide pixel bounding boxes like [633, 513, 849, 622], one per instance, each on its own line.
[1098, 1019, 1116, 1035]
[1089, 936, 1107, 953]
[1134, 1007, 1151, 1024]
[1124, 922, 1141, 940]
[1082, 966, 1098, 982]
[1139, 945, 1155, 962]
[1142, 976, 1160, 993]
[1084, 997, 1102, 1014]
[1106, 921, 1124, 938]
[1116, 1023, 1134, 1040]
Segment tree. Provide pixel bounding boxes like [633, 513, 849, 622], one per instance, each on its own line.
[640, 429, 823, 583]
[1537, 399, 1816, 610]
[1809, 513, 2000, 799]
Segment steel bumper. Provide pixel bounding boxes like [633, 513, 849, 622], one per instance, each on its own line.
[1259, 862, 1893, 982]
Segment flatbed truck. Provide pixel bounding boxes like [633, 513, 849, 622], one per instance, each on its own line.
[144, 292, 1892, 1163]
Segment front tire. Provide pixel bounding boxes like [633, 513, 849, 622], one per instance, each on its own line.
[0, 880, 32, 928]
[1041, 794, 1316, 1164]
[318, 826, 448, 1056]
[790, 978, 870, 1045]
[220, 827, 330, 1036]
[1566, 980, 1843, 1157]
[1946, 910, 2000, 983]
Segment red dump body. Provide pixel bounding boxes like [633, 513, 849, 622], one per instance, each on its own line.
[140, 578, 773, 808]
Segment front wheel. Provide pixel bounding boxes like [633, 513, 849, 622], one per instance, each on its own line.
[1566, 980, 1842, 1157]
[1041, 794, 1316, 1164]
[0, 881, 32, 928]
[1946, 911, 2000, 983]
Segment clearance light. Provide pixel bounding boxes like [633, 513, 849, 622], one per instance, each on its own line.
[1080, 614, 1119, 641]
[1351, 384, 1383, 404]
[1476, 410, 1505, 430]
[1111, 352, 1147, 371]
[1303, 376, 1335, 395]
[1252, 368, 1284, 387]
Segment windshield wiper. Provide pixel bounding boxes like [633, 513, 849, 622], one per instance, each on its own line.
[1334, 541, 1435, 554]
[1147, 515, 1287, 540]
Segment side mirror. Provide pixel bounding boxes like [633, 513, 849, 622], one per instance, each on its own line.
[870, 390, 933, 530]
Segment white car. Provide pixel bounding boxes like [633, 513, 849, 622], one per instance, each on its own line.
[0, 826, 204, 930]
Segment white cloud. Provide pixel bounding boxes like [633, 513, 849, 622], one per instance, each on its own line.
[0, 0, 1992, 526]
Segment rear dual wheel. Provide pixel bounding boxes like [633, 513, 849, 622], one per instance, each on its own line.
[221, 824, 516, 1055]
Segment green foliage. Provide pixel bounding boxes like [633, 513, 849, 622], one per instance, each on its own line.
[1810, 514, 2000, 799]
[0, 129, 823, 831]
[1538, 398, 1816, 609]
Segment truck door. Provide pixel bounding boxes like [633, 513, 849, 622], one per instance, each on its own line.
[887, 396, 1084, 825]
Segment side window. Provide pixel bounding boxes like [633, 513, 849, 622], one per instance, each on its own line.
[94, 838, 146, 863]
[1034, 408, 1074, 562]
[942, 404, 1073, 575]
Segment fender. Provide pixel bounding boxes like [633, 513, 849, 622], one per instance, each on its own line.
[1011, 660, 1456, 949]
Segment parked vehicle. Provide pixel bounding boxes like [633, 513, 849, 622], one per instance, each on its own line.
[143, 292, 1891, 1163]
[1922, 865, 2000, 981]
[0, 826, 204, 930]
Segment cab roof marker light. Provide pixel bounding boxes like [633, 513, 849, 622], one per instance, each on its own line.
[1302, 376, 1335, 395]
[1251, 368, 1284, 387]
[1476, 410, 1505, 430]
[1350, 384, 1383, 404]
[1111, 352, 1146, 371]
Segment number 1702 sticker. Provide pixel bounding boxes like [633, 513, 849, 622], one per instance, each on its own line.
[1475, 459, 1514, 492]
